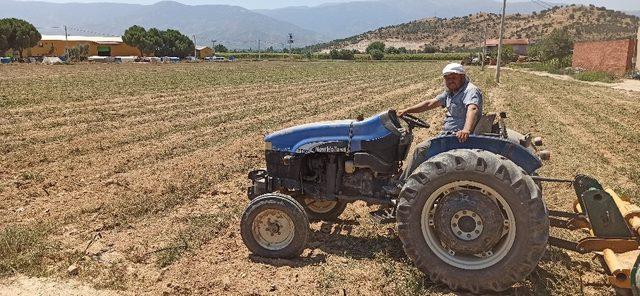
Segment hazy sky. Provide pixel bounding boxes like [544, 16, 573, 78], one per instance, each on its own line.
[15, 0, 640, 10]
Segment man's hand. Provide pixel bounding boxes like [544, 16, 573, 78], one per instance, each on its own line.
[456, 129, 470, 143]
[396, 109, 407, 117]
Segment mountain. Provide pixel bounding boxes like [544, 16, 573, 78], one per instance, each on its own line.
[309, 5, 639, 52]
[628, 10, 640, 17]
[258, 0, 553, 39]
[0, 0, 326, 49]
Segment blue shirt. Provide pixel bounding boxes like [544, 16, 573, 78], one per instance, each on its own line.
[436, 79, 483, 132]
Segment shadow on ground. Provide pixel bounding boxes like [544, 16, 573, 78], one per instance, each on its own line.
[249, 219, 595, 295]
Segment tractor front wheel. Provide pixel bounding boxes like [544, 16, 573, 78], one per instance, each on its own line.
[397, 149, 549, 293]
[240, 193, 309, 258]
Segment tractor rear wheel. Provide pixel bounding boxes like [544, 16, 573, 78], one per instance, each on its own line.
[240, 193, 309, 258]
[397, 149, 549, 293]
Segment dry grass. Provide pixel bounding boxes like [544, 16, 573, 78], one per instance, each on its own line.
[1, 61, 639, 295]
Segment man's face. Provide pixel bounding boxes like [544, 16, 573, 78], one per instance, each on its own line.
[443, 73, 465, 92]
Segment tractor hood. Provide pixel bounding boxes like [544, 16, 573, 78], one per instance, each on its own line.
[265, 111, 401, 154]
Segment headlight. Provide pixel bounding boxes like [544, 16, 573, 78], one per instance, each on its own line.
[265, 141, 272, 150]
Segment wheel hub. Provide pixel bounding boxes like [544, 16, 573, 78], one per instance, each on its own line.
[434, 190, 505, 255]
[450, 210, 484, 241]
[252, 209, 295, 250]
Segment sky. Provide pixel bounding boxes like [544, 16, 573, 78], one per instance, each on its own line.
[12, 0, 640, 10]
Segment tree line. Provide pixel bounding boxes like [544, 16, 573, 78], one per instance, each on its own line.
[122, 25, 195, 58]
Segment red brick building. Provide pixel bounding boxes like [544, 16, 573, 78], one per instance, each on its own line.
[485, 39, 530, 56]
[572, 39, 637, 76]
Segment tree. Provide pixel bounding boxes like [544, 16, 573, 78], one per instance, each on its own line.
[144, 28, 163, 55]
[122, 26, 194, 58]
[532, 29, 573, 62]
[423, 45, 438, 53]
[214, 44, 228, 53]
[122, 25, 148, 56]
[0, 18, 41, 58]
[157, 29, 193, 58]
[370, 49, 384, 60]
[385, 46, 400, 54]
[329, 49, 354, 60]
[489, 45, 515, 65]
[366, 41, 385, 54]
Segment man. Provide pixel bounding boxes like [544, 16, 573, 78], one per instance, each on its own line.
[396, 63, 483, 185]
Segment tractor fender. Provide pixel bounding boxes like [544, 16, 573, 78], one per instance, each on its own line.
[425, 135, 542, 174]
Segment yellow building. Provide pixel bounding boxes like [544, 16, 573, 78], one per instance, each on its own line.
[196, 46, 213, 59]
[26, 35, 140, 57]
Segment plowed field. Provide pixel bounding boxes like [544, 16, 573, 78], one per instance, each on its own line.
[1, 61, 639, 295]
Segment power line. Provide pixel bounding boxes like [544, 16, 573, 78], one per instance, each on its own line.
[531, 0, 553, 10]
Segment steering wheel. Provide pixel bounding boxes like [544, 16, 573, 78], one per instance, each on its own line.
[400, 113, 430, 129]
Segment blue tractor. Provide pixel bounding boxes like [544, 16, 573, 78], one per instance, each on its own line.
[240, 110, 552, 293]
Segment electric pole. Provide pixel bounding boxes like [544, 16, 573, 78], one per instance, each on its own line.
[495, 0, 507, 83]
[481, 24, 488, 71]
[64, 25, 69, 56]
[211, 40, 216, 58]
[288, 33, 294, 59]
[257, 39, 261, 60]
[193, 35, 197, 59]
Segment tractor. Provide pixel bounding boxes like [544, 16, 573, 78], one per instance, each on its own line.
[240, 110, 640, 293]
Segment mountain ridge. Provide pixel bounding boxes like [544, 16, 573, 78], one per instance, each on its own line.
[308, 5, 639, 52]
[257, 0, 556, 39]
[0, 0, 326, 49]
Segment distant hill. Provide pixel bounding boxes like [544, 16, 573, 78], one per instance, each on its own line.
[628, 10, 640, 17]
[258, 0, 549, 39]
[0, 0, 326, 49]
[310, 5, 639, 52]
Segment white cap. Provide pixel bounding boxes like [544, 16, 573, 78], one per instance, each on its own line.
[442, 63, 466, 76]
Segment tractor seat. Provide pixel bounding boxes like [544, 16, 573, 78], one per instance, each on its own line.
[473, 113, 497, 135]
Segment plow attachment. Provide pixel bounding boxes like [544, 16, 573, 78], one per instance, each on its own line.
[544, 175, 640, 292]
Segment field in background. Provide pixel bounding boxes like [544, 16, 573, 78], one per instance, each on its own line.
[1, 61, 639, 295]
[214, 52, 471, 61]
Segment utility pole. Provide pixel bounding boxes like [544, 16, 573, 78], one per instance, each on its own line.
[211, 40, 216, 58]
[481, 24, 487, 71]
[495, 0, 507, 83]
[257, 39, 261, 60]
[288, 33, 294, 59]
[64, 25, 69, 57]
[193, 35, 197, 59]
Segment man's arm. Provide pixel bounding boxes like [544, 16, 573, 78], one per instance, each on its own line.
[455, 104, 479, 142]
[397, 98, 443, 116]
[455, 86, 483, 142]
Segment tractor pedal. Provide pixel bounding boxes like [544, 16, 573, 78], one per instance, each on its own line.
[370, 207, 396, 224]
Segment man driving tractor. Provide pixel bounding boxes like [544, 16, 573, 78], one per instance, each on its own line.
[392, 63, 483, 192]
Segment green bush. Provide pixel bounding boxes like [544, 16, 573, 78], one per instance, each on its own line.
[422, 45, 438, 53]
[0, 225, 55, 277]
[366, 41, 385, 54]
[329, 49, 355, 60]
[573, 71, 616, 83]
[488, 45, 516, 65]
[370, 49, 384, 60]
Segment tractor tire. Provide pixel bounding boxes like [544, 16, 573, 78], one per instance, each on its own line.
[397, 149, 549, 293]
[300, 198, 348, 221]
[240, 193, 309, 258]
